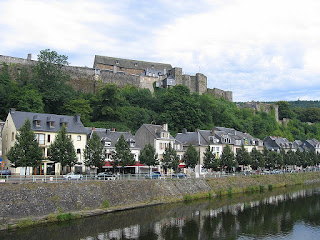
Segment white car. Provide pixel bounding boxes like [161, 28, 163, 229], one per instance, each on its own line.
[63, 172, 83, 180]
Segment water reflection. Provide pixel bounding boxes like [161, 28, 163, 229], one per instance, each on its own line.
[2, 185, 320, 240]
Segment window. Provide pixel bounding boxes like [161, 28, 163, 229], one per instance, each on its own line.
[35, 120, 41, 127]
[35, 134, 45, 145]
[47, 134, 51, 143]
[216, 147, 220, 151]
[77, 135, 81, 141]
[5, 134, 8, 141]
[61, 122, 68, 128]
[77, 149, 81, 154]
[67, 135, 71, 139]
[11, 132, 14, 141]
[49, 121, 54, 128]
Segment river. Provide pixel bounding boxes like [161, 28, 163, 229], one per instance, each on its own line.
[1, 184, 320, 240]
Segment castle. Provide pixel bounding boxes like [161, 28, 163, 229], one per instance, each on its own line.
[0, 54, 233, 101]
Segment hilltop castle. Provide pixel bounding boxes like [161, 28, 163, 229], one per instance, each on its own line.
[0, 54, 233, 101]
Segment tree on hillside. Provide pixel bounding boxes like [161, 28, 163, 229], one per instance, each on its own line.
[139, 144, 158, 173]
[112, 135, 135, 174]
[7, 119, 43, 176]
[63, 98, 92, 126]
[162, 144, 180, 172]
[48, 125, 77, 173]
[84, 132, 105, 171]
[33, 49, 75, 114]
[183, 144, 199, 169]
[220, 145, 236, 172]
[276, 101, 295, 120]
[203, 145, 220, 171]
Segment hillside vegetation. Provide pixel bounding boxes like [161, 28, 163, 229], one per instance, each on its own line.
[1, 49, 320, 141]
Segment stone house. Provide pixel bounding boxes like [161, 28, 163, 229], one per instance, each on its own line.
[175, 129, 223, 168]
[135, 124, 178, 172]
[2, 109, 87, 175]
[87, 127, 144, 174]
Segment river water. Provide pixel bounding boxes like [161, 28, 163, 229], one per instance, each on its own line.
[1, 184, 320, 240]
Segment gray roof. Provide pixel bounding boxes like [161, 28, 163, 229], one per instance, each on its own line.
[94, 55, 172, 72]
[10, 110, 87, 134]
[90, 128, 137, 148]
[175, 130, 219, 146]
[142, 124, 173, 139]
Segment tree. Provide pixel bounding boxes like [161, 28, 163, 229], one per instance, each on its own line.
[276, 101, 295, 120]
[139, 144, 158, 173]
[235, 145, 252, 170]
[48, 125, 77, 173]
[112, 135, 135, 173]
[250, 148, 264, 170]
[33, 49, 75, 113]
[220, 145, 236, 172]
[63, 98, 92, 126]
[84, 132, 105, 170]
[162, 144, 180, 172]
[203, 145, 220, 171]
[7, 119, 43, 176]
[183, 144, 199, 169]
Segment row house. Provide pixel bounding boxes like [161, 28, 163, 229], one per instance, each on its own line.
[135, 124, 184, 171]
[87, 127, 145, 173]
[2, 109, 87, 175]
[175, 127, 262, 169]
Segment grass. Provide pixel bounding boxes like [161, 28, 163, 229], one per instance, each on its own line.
[102, 200, 110, 208]
[56, 213, 75, 221]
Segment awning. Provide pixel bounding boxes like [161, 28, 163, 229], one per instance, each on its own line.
[178, 163, 186, 168]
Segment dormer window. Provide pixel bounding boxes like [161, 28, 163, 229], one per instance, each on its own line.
[49, 121, 54, 128]
[35, 120, 41, 127]
[115, 60, 119, 65]
[105, 142, 111, 147]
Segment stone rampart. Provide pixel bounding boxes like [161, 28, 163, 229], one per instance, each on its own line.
[207, 88, 233, 101]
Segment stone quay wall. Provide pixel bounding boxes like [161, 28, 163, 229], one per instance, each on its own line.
[1, 172, 320, 225]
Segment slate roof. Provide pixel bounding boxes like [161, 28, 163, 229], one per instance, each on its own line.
[10, 110, 87, 134]
[175, 130, 219, 146]
[94, 55, 172, 71]
[142, 124, 173, 139]
[89, 128, 138, 148]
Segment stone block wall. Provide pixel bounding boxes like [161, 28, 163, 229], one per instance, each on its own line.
[207, 88, 233, 101]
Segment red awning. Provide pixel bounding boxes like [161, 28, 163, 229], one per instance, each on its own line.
[178, 163, 186, 168]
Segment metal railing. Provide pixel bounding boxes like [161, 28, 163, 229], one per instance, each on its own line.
[0, 167, 319, 183]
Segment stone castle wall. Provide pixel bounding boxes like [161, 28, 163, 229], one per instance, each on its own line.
[0, 55, 232, 100]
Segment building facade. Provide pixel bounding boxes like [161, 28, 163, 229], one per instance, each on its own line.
[2, 109, 87, 175]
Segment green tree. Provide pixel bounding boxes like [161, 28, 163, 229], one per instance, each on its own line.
[220, 145, 236, 172]
[33, 49, 75, 113]
[162, 144, 180, 172]
[112, 135, 135, 173]
[139, 144, 158, 173]
[7, 119, 43, 176]
[84, 132, 105, 170]
[183, 144, 199, 169]
[63, 98, 92, 126]
[236, 145, 252, 169]
[203, 145, 220, 171]
[0, 63, 15, 119]
[48, 125, 77, 173]
[250, 148, 264, 170]
[276, 101, 295, 120]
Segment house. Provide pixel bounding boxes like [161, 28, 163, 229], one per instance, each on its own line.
[87, 127, 144, 173]
[135, 123, 176, 171]
[263, 136, 294, 152]
[0, 119, 4, 158]
[2, 109, 87, 175]
[175, 129, 223, 168]
[303, 139, 320, 153]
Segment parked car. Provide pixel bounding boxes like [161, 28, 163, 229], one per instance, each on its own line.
[145, 172, 162, 179]
[96, 172, 117, 180]
[63, 172, 83, 180]
[0, 169, 11, 176]
[172, 173, 187, 179]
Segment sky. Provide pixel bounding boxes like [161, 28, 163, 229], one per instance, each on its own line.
[1, 0, 320, 102]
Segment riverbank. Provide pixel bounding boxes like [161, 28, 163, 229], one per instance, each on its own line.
[1, 172, 320, 231]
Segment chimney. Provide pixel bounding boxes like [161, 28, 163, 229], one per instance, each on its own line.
[162, 123, 168, 131]
[10, 108, 16, 114]
[75, 114, 81, 123]
[27, 53, 32, 61]
[92, 127, 95, 131]
[182, 128, 187, 134]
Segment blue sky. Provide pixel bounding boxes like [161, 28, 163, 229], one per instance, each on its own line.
[1, 0, 320, 102]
